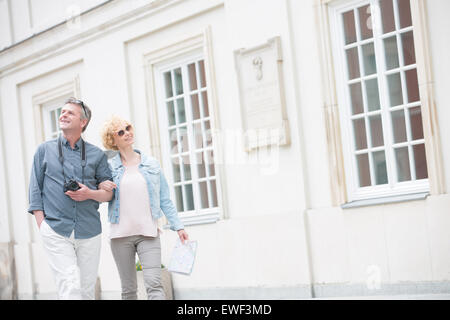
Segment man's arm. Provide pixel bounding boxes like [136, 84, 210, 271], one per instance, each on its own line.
[28, 145, 45, 217]
[65, 183, 113, 202]
[65, 152, 114, 202]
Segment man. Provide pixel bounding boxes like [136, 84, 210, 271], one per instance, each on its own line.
[28, 97, 113, 299]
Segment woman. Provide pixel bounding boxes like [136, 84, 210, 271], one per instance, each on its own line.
[99, 115, 188, 300]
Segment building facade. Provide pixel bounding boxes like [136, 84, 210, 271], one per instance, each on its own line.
[0, 0, 449, 299]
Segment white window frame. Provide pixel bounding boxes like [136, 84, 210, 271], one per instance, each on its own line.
[42, 100, 63, 140]
[142, 29, 226, 226]
[155, 53, 220, 221]
[32, 79, 79, 144]
[321, 0, 444, 205]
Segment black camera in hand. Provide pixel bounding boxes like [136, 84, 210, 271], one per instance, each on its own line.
[64, 179, 81, 192]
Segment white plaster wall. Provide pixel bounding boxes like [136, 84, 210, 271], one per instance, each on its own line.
[307, 194, 450, 286]
[0, 0, 449, 299]
[0, 0, 109, 50]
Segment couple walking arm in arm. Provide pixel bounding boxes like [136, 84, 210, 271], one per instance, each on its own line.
[28, 98, 188, 300]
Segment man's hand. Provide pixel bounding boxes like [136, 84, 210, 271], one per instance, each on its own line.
[65, 183, 92, 201]
[33, 210, 45, 229]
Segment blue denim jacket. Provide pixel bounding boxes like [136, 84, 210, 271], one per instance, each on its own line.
[107, 150, 184, 231]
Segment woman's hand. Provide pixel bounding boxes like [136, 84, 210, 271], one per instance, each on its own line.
[99, 180, 117, 192]
[177, 229, 189, 244]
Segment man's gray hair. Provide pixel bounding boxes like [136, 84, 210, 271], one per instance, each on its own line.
[64, 97, 92, 132]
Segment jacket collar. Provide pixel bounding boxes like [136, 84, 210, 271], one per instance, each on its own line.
[110, 149, 160, 172]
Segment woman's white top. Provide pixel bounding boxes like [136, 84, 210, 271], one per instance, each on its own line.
[109, 164, 159, 239]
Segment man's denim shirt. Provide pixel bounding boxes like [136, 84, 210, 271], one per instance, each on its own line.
[28, 136, 112, 239]
[108, 150, 184, 232]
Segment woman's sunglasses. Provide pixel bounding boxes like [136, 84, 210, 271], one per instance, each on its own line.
[116, 125, 132, 137]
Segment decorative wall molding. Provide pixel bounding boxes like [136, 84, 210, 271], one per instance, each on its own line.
[315, 0, 348, 206]
[410, 0, 446, 195]
[234, 36, 290, 151]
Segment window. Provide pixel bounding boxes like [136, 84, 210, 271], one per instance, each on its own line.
[42, 99, 63, 140]
[156, 55, 220, 224]
[330, 0, 429, 201]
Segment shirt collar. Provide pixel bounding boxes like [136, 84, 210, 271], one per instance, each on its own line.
[60, 135, 82, 150]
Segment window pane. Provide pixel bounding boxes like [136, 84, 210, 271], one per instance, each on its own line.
[358, 5, 373, 40]
[380, 0, 395, 34]
[196, 152, 206, 178]
[204, 120, 212, 148]
[356, 153, 371, 187]
[350, 82, 364, 115]
[210, 179, 218, 207]
[172, 160, 181, 183]
[169, 129, 178, 154]
[206, 149, 214, 176]
[175, 185, 184, 212]
[174, 68, 183, 95]
[201, 91, 210, 117]
[55, 108, 61, 131]
[387, 73, 403, 106]
[409, 106, 424, 140]
[398, 0, 412, 29]
[405, 69, 420, 103]
[177, 98, 186, 124]
[199, 60, 207, 88]
[384, 36, 399, 70]
[164, 72, 173, 98]
[51, 110, 56, 133]
[184, 184, 194, 211]
[199, 181, 209, 208]
[369, 115, 384, 147]
[391, 110, 407, 143]
[413, 144, 428, 179]
[179, 126, 189, 152]
[182, 155, 191, 181]
[346, 47, 360, 80]
[194, 122, 203, 149]
[373, 151, 388, 185]
[342, 10, 357, 44]
[365, 78, 381, 111]
[191, 94, 201, 120]
[395, 147, 411, 182]
[167, 101, 175, 126]
[362, 42, 377, 75]
[204, 120, 211, 137]
[401, 31, 416, 66]
[209, 158, 215, 177]
[188, 63, 198, 91]
[353, 118, 368, 150]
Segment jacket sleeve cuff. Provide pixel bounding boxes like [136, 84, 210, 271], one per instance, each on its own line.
[169, 222, 185, 231]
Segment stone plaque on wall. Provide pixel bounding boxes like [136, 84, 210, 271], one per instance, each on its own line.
[234, 36, 290, 151]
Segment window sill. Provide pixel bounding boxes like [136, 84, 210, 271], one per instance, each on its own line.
[163, 211, 220, 229]
[341, 192, 429, 209]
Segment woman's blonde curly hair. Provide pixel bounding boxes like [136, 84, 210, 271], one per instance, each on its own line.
[101, 115, 131, 150]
